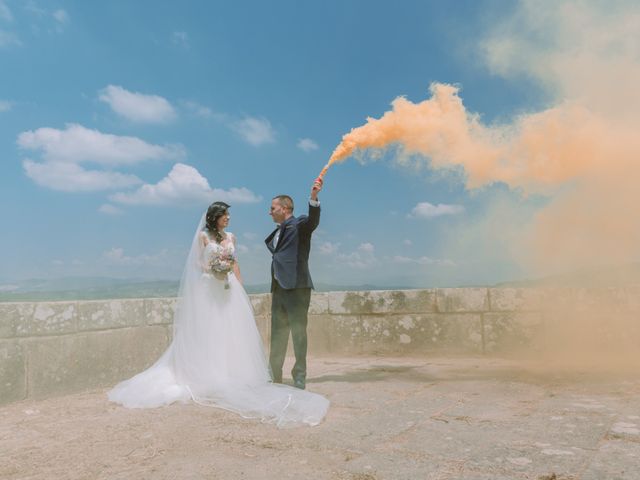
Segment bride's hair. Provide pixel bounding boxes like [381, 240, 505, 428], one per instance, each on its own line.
[205, 201, 231, 243]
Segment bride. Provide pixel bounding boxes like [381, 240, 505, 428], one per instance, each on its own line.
[108, 201, 329, 427]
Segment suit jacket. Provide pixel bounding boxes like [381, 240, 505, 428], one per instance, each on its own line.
[265, 203, 320, 290]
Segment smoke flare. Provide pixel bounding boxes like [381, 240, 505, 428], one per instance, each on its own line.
[320, 0, 640, 373]
[325, 81, 640, 275]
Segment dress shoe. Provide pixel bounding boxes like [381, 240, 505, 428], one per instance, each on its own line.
[271, 369, 282, 383]
[293, 378, 306, 390]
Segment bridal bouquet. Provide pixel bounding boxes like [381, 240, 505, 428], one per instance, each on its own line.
[209, 254, 235, 289]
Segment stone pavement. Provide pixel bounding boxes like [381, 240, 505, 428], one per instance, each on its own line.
[1, 356, 639, 479]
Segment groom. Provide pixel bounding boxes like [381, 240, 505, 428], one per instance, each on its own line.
[265, 178, 323, 389]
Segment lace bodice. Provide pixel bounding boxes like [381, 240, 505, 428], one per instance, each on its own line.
[203, 236, 235, 259]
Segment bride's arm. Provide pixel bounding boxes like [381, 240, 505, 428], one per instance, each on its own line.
[199, 232, 210, 272]
[231, 234, 243, 285]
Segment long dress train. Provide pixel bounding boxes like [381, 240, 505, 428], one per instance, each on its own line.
[108, 227, 329, 428]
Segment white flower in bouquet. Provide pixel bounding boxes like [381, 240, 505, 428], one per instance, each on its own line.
[209, 253, 235, 288]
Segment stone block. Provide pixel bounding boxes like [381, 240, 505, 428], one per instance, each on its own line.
[15, 302, 78, 337]
[144, 298, 177, 325]
[389, 289, 438, 313]
[328, 315, 363, 353]
[436, 288, 489, 313]
[582, 287, 640, 313]
[0, 303, 18, 338]
[488, 288, 544, 312]
[307, 314, 332, 353]
[537, 287, 625, 313]
[249, 293, 271, 316]
[415, 313, 484, 353]
[309, 292, 329, 314]
[24, 326, 170, 399]
[621, 286, 640, 312]
[0, 341, 26, 404]
[542, 306, 640, 357]
[358, 315, 402, 355]
[77, 299, 145, 331]
[528, 287, 640, 317]
[328, 289, 437, 315]
[358, 313, 484, 354]
[483, 312, 544, 353]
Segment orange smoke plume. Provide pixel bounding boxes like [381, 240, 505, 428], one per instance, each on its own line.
[326, 82, 640, 275]
[326, 83, 604, 191]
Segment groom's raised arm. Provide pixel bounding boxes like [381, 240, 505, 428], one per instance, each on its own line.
[300, 178, 323, 233]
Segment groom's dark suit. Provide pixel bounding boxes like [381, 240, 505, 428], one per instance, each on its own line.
[265, 202, 320, 386]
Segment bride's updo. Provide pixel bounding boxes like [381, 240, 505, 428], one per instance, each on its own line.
[205, 201, 231, 243]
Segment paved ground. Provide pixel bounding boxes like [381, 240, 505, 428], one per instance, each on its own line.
[1, 356, 639, 480]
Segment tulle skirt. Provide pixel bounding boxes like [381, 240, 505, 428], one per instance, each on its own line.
[108, 273, 329, 427]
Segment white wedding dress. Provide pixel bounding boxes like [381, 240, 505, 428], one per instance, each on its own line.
[108, 216, 329, 427]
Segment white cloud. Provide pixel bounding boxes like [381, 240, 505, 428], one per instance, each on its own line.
[18, 123, 184, 166]
[23, 159, 141, 192]
[52, 259, 64, 266]
[183, 100, 211, 118]
[236, 244, 249, 254]
[297, 138, 319, 152]
[99, 85, 177, 124]
[172, 31, 189, 48]
[393, 255, 415, 264]
[103, 247, 168, 266]
[99, 204, 124, 215]
[52, 9, 68, 23]
[358, 242, 375, 253]
[0, 100, 11, 112]
[181, 100, 224, 120]
[182, 102, 277, 149]
[110, 163, 262, 206]
[0, 29, 20, 47]
[318, 241, 340, 255]
[392, 255, 456, 267]
[403, 239, 413, 246]
[25, 1, 46, 17]
[0, 1, 13, 22]
[232, 116, 276, 146]
[52, 9, 69, 30]
[19, 124, 184, 193]
[409, 202, 464, 219]
[338, 243, 377, 268]
[181, 100, 278, 150]
[20, 4, 70, 34]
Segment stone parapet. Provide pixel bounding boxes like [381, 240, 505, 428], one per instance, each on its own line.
[1, 287, 639, 405]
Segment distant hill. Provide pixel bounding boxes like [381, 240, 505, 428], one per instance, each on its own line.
[0, 277, 180, 302]
[495, 263, 640, 288]
[6, 263, 638, 303]
[0, 277, 416, 302]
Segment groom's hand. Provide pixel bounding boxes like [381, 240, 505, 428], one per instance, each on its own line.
[311, 177, 323, 201]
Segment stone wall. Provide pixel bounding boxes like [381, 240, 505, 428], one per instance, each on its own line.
[1, 287, 639, 405]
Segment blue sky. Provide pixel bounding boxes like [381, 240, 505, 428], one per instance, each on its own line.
[1, 0, 611, 288]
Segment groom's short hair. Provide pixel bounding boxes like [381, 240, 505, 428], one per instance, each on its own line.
[273, 195, 294, 213]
